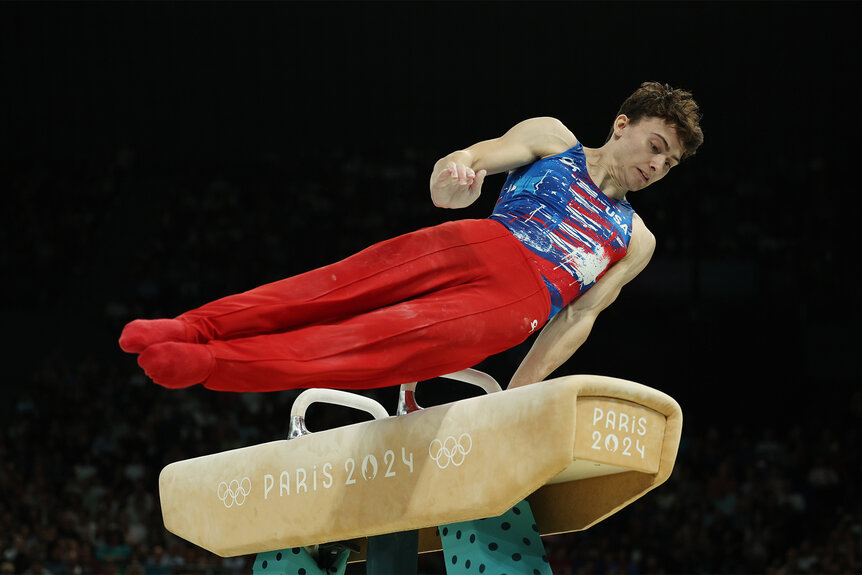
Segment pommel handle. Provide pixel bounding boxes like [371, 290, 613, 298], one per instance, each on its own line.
[289, 389, 389, 439]
[398, 369, 502, 414]
[440, 368, 503, 394]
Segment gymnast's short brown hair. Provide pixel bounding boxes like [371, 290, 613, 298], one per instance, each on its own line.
[610, 81, 704, 160]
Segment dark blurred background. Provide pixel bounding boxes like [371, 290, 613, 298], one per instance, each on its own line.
[1, 2, 858, 574]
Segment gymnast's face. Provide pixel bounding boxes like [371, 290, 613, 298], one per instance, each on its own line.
[611, 115, 683, 192]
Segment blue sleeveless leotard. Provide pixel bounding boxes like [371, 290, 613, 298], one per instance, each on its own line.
[489, 143, 636, 319]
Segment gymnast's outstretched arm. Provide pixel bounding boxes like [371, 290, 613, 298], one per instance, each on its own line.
[508, 216, 656, 389]
[429, 116, 577, 209]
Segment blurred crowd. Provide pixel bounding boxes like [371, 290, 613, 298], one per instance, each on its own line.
[2, 144, 858, 574]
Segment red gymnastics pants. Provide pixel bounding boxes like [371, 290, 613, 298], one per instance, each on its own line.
[166, 219, 551, 392]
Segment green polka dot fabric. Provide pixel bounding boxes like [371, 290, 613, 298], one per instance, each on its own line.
[439, 500, 551, 575]
[252, 546, 349, 575]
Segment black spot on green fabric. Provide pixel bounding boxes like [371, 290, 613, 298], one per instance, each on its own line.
[439, 500, 551, 575]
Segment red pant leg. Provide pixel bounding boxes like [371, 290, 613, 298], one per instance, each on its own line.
[198, 222, 551, 392]
[177, 220, 515, 342]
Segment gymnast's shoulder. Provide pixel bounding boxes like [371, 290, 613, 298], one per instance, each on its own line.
[503, 116, 578, 159]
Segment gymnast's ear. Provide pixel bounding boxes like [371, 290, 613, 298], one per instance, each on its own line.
[612, 114, 631, 138]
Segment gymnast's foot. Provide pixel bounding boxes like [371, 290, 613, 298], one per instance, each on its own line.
[138, 342, 215, 389]
[119, 318, 192, 353]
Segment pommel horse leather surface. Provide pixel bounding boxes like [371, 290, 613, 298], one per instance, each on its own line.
[159, 375, 682, 557]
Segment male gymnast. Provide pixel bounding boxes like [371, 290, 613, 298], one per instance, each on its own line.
[119, 81, 703, 392]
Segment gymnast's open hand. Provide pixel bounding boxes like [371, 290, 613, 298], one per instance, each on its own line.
[430, 161, 487, 209]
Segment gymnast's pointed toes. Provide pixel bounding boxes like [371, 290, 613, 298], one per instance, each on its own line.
[138, 342, 215, 389]
[119, 318, 191, 353]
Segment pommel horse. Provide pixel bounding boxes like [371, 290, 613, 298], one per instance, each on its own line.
[158, 371, 682, 573]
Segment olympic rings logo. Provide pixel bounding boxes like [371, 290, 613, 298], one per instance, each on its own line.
[217, 477, 251, 508]
[429, 433, 473, 469]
